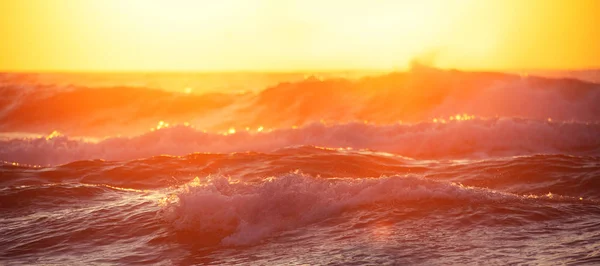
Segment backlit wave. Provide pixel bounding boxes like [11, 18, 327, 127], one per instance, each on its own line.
[1, 69, 599, 137]
[1, 118, 598, 165]
[159, 173, 597, 246]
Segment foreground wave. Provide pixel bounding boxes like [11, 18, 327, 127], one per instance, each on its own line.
[1, 150, 599, 264]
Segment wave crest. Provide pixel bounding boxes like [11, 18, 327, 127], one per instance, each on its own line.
[159, 172, 586, 246]
[1, 118, 599, 165]
[1, 70, 599, 137]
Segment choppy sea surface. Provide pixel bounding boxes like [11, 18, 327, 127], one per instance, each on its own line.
[1, 68, 599, 265]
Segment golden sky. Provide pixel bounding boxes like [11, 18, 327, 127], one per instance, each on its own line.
[1, 0, 599, 72]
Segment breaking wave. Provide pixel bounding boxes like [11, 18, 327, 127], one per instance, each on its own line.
[1, 118, 599, 165]
[159, 172, 597, 246]
[1, 69, 599, 137]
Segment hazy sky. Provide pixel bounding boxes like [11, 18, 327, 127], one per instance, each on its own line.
[1, 0, 599, 71]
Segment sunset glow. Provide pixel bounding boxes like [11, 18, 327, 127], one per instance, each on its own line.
[2, 1, 600, 265]
[2, 0, 599, 72]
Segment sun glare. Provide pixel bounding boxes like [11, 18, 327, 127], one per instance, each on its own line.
[1, 0, 599, 71]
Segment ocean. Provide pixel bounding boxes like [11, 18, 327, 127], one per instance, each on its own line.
[1, 68, 599, 265]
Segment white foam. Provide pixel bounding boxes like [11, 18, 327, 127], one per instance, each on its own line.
[159, 173, 517, 246]
[1, 119, 598, 165]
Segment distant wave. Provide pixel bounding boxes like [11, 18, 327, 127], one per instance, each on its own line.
[1, 69, 599, 137]
[1, 118, 598, 165]
[0, 84, 237, 137]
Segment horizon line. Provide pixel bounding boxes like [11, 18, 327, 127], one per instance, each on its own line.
[1, 66, 600, 74]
